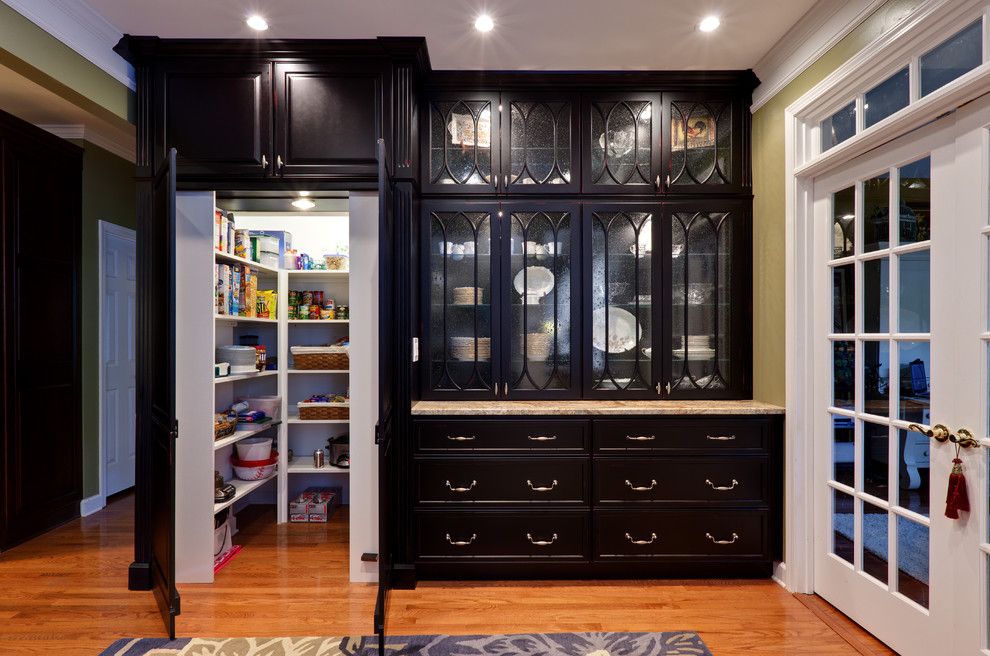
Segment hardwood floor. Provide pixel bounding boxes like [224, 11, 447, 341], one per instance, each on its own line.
[0, 494, 894, 655]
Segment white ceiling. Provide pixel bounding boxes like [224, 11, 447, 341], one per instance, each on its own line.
[84, 0, 819, 71]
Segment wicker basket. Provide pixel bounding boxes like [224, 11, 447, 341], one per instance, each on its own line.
[297, 402, 350, 420]
[291, 346, 349, 370]
[214, 416, 237, 440]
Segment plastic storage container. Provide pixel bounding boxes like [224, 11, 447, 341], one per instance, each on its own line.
[239, 395, 282, 420]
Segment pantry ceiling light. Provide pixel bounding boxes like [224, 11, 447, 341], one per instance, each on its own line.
[474, 14, 494, 33]
[292, 198, 316, 210]
[298, 190, 311, 196]
[246, 15, 269, 31]
[698, 15, 721, 32]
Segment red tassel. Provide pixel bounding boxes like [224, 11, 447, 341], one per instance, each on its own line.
[945, 458, 970, 519]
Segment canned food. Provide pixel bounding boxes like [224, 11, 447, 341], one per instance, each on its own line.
[288, 290, 300, 305]
[337, 305, 349, 320]
[302, 291, 313, 306]
[313, 449, 324, 468]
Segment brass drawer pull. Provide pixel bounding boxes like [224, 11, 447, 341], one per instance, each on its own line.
[625, 532, 658, 545]
[706, 532, 740, 545]
[528, 435, 557, 441]
[526, 479, 559, 492]
[447, 435, 476, 441]
[526, 532, 558, 546]
[625, 478, 658, 491]
[445, 533, 477, 546]
[626, 434, 656, 441]
[706, 434, 736, 441]
[445, 480, 477, 493]
[705, 478, 739, 491]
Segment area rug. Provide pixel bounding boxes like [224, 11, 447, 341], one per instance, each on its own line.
[101, 632, 712, 656]
[834, 513, 929, 583]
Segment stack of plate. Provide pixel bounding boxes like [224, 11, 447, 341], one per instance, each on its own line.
[526, 332, 553, 361]
[450, 336, 491, 361]
[675, 335, 715, 358]
[452, 286, 484, 305]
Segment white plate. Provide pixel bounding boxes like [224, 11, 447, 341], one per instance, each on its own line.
[592, 306, 641, 353]
[513, 266, 555, 300]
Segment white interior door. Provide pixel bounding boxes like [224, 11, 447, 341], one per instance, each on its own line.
[102, 223, 137, 496]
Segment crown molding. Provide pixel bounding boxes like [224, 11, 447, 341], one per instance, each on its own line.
[752, 0, 887, 112]
[37, 123, 136, 162]
[2, 0, 135, 91]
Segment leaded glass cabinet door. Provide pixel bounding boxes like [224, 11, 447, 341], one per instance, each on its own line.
[663, 201, 751, 399]
[582, 93, 663, 195]
[422, 92, 500, 194]
[422, 202, 501, 399]
[583, 205, 660, 398]
[663, 92, 744, 193]
[501, 203, 581, 398]
[501, 92, 580, 194]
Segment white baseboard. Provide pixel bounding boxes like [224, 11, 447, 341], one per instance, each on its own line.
[772, 561, 788, 589]
[80, 494, 106, 517]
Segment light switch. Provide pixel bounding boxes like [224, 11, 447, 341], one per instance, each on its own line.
[412, 337, 419, 362]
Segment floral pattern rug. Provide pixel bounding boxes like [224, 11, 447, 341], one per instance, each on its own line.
[101, 632, 712, 656]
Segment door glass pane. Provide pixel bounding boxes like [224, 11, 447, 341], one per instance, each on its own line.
[863, 422, 889, 499]
[863, 340, 890, 417]
[833, 340, 855, 409]
[832, 186, 855, 258]
[671, 211, 732, 392]
[507, 211, 573, 392]
[590, 100, 652, 186]
[428, 211, 494, 391]
[920, 19, 983, 97]
[898, 341, 930, 422]
[832, 414, 854, 488]
[896, 516, 929, 608]
[899, 250, 930, 332]
[670, 100, 731, 185]
[590, 211, 652, 391]
[833, 263, 855, 333]
[863, 258, 890, 333]
[864, 68, 910, 129]
[509, 101, 571, 186]
[429, 100, 493, 186]
[861, 502, 889, 584]
[821, 101, 856, 152]
[898, 157, 931, 244]
[898, 429, 929, 518]
[864, 173, 890, 252]
[832, 488, 855, 565]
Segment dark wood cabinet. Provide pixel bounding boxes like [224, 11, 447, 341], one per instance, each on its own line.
[663, 92, 745, 192]
[158, 59, 273, 178]
[273, 62, 381, 178]
[501, 92, 580, 194]
[582, 93, 663, 194]
[422, 92, 500, 194]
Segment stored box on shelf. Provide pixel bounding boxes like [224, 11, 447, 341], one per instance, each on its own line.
[289, 486, 341, 523]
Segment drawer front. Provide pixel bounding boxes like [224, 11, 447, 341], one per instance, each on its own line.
[595, 509, 768, 559]
[416, 419, 589, 452]
[416, 458, 589, 504]
[594, 417, 768, 452]
[595, 457, 767, 504]
[417, 511, 589, 559]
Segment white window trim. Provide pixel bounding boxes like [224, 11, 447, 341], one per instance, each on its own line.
[784, 0, 990, 593]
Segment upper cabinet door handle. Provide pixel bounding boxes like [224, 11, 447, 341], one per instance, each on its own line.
[655, 174, 661, 191]
[706, 434, 736, 441]
[626, 434, 656, 441]
[261, 154, 268, 171]
[276, 154, 284, 172]
[445, 480, 477, 493]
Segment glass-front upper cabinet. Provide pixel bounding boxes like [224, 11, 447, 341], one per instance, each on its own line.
[663, 201, 751, 398]
[423, 202, 500, 398]
[423, 92, 500, 194]
[663, 92, 744, 192]
[502, 204, 581, 398]
[501, 92, 580, 194]
[582, 93, 663, 194]
[583, 205, 659, 398]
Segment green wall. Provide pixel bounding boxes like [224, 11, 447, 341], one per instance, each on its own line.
[75, 140, 136, 498]
[750, 0, 924, 405]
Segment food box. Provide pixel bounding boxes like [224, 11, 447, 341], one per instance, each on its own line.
[289, 486, 341, 523]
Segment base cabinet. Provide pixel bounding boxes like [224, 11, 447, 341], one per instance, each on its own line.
[407, 413, 782, 579]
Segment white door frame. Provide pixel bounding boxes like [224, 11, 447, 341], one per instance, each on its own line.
[89, 220, 137, 516]
[782, 0, 990, 593]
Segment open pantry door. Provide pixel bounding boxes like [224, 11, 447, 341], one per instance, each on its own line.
[139, 148, 180, 637]
[374, 139, 396, 653]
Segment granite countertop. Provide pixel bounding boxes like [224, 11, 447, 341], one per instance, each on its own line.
[411, 400, 785, 416]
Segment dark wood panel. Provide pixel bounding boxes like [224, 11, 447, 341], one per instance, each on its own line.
[593, 416, 769, 452]
[595, 509, 768, 559]
[594, 456, 768, 505]
[417, 510, 589, 559]
[415, 418, 589, 452]
[416, 458, 589, 504]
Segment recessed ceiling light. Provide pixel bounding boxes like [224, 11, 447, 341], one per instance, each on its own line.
[246, 15, 269, 31]
[298, 190, 311, 197]
[474, 14, 494, 33]
[292, 198, 316, 210]
[698, 15, 720, 32]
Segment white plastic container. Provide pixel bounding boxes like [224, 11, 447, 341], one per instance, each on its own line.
[239, 395, 282, 420]
[235, 436, 273, 461]
[258, 251, 279, 269]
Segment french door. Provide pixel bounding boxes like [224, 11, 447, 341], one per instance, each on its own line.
[812, 97, 990, 655]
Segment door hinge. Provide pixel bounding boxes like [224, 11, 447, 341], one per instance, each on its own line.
[361, 552, 379, 562]
[171, 420, 179, 441]
[374, 423, 381, 445]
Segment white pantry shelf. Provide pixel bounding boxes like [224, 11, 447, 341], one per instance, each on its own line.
[286, 270, 349, 283]
[215, 250, 280, 275]
[287, 411, 349, 425]
[215, 314, 277, 325]
[213, 420, 281, 451]
[214, 370, 278, 384]
[287, 369, 350, 374]
[287, 459, 350, 475]
[214, 475, 275, 513]
[287, 319, 349, 324]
